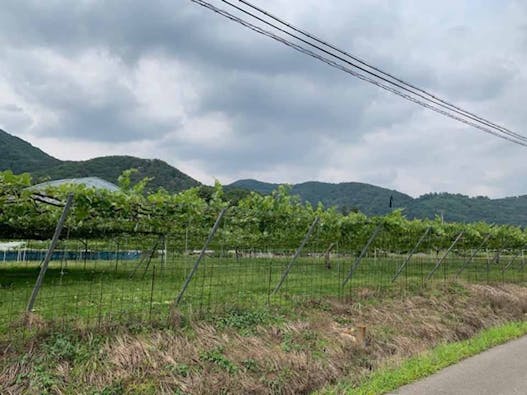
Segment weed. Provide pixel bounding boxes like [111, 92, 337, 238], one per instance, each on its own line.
[92, 381, 124, 395]
[326, 321, 527, 394]
[199, 346, 238, 374]
[281, 329, 324, 354]
[281, 332, 298, 352]
[28, 364, 57, 394]
[166, 363, 191, 377]
[44, 333, 78, 361]
[264, 367, 293, 394]
[241, 358, 259, 372]
[216, 308, 276, 333]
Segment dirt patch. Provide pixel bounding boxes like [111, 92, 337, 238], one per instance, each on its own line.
[1, 282, 527, 394]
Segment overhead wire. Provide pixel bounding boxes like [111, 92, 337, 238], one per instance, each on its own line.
[235, 0, 527, 144]
[190, 0, 527, 147]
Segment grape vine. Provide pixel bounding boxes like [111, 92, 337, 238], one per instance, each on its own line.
[0, 170, 524, 252]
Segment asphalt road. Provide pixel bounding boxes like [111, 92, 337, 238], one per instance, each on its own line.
[392, 335, 527, 395]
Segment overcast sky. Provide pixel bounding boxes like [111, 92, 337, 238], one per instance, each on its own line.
[1, 0, 526, 197]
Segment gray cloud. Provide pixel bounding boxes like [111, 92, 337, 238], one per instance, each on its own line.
[1, 0, 526, 197]
[0, 104, 23, 112]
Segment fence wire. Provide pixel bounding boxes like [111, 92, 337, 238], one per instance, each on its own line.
[1, 221, 526, 334]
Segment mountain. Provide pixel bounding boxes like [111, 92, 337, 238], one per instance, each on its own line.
[229, 179, 527, 226]
[32, 156, 200, 192]
[2, 128, 527, 226]
[228, 179, 281, 195]
[408, 193, 527, 226]
[0, 129, 61, 173]
[230, 179, 413, 216]
[0, 129, 200, 193]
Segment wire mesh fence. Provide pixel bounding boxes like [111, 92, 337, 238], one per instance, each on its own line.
[1, 218, 526, 335]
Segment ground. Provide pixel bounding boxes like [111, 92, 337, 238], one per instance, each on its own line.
[1, 281, 527, 394]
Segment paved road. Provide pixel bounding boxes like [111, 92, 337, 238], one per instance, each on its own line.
[392, 335, 527, 395]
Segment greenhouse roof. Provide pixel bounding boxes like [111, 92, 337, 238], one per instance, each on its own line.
[31, 177, 120, 192]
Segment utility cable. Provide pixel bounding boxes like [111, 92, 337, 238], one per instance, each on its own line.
[190, 0, 527, 147]
[235, 0, 527, 144]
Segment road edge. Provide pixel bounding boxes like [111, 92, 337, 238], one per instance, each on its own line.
[319, 320, 527, 395]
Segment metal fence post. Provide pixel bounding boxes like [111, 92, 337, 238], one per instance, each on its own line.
[455, 234, 491, 278]
[486, 251, 491, 283]
[502, 248, 524, 274]
[27, 193, 74, 312]
[129, 236, 161, 279]
[272, 217, 319, 295]
[174, 207, 227, 306]
[521, 250, 525, 282]
[342, 224, 383, 287]
[267, 258, 273, 306]
[483, 249, 499, 283]
[392, 227, 430, 282]
[425, 232, 463, 281]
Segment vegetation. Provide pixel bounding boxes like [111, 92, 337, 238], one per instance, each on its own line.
[0, 130, 527, 226]
[3, 128, 527, 224]
[0, 129, 60, 173]
[230, 179, 527, 226]
[2, 170, 527, 253]
[2, 282, 527, 394]
[0, 128, 200, 193]
[325, 321, 527, 394]
[409, 192, 527, 226]
[32, 156, 200, 193]
[4, 252, 524, 335]
[1, 149, 526, 393]
[230, 179, 413, 216]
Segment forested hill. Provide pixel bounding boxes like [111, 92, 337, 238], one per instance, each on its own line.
[229, 179, 527, 226]
[229, 179, 413, 215]
[32, 156, 200, 193]
[2, 128, 527, 225]
[0, 129, 61, 173]
[0, 129, 200, 193]
[407, 193, 527, 226]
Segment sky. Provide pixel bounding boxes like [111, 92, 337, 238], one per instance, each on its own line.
[1, 0, 526, 198]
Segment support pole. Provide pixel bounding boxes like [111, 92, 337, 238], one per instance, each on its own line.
[342, 224, 383, 287]
[455, 234, 491, 278]
[392, 227, 430, 282]
[163, 234, 168, 269]
[141, 236, 163, 279]
[486, 249, 501, 282]
[129, 237, 160, 279]
[324, 242, 336, 269]
[272, 217, 319, 295]
[502, 248, 523, 273]
[174, 207, 227, 306]
[425, 232, 463, 281]
[27, 193, 74, 312]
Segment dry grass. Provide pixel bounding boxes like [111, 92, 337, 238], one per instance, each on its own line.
[1, 282, 527, 394]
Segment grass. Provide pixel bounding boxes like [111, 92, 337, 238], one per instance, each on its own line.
[1, 252, 525, 335]
[323, 321, 527, 395]
[2, 282, 527, 394]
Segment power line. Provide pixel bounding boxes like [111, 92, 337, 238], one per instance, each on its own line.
[190, 0, 527, 147]
[233, 0, 527, 145]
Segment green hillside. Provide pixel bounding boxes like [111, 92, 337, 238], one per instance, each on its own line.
[32, 156, 200, 193]
[229, 180, 527, 226]
[293, 181, 413, 215]
[0, 129, 200, 193]
[2, 128, 527, 225]
[408, 193, 527, 225]
[230, 179, 413, 215]
[0, 129, 61, 173]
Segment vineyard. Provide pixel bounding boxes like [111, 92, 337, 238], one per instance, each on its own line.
[1, 170, 527, 334]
